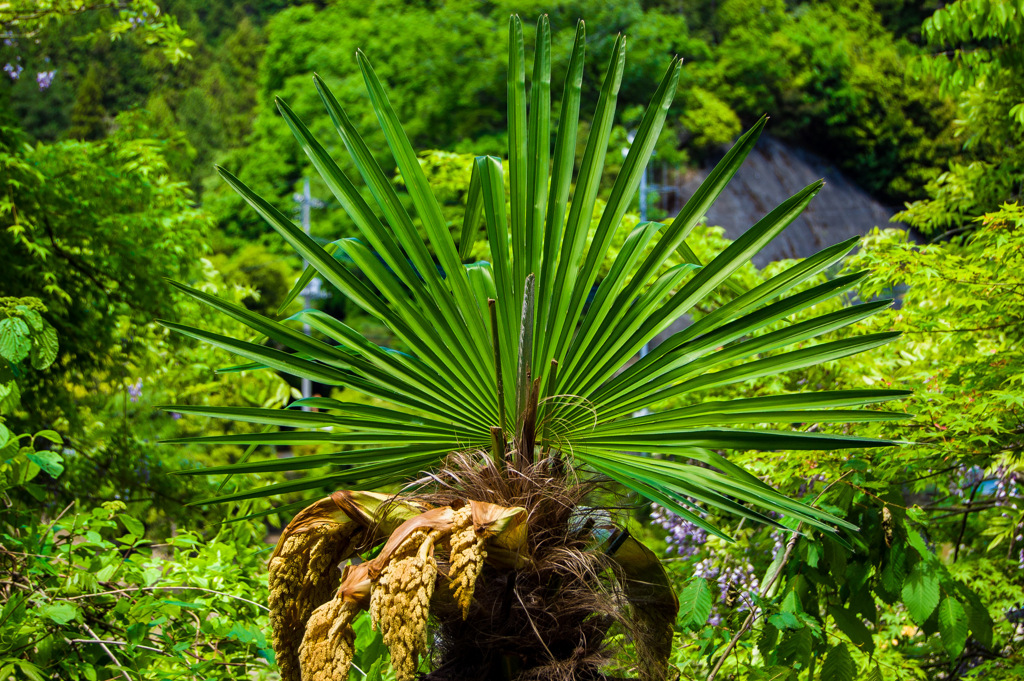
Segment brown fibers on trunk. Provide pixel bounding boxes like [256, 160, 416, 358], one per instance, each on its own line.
[407, 450, 660, 681]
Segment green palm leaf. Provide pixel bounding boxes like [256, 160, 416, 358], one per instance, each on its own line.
[164, 15, 907, 534]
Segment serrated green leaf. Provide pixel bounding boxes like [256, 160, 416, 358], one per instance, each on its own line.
[879, 542, 906, 602]
[29, 324, 58, 370]
[0, 317, 31, 364]
[17, 307, 43, 332]
[956, 583, 994, 649]
[828, 605, 874, 654]
[780, 589, 803, 615]
[938, 596, 968, 659]
[678, 578, 712, 630]
[820, 643, 855, 681]
[777, 625, 812, 667]
[904, 520, 932, 559]
[1, 361, 22, 413]
[902, 562, 940, 624]
[758, 622, 779, 657]
[762, 666, 794, 681]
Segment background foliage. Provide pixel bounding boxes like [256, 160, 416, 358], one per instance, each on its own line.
[1, 0, 1022, 678]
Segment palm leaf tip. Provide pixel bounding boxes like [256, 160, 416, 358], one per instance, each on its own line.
[163, 17, 905, 535]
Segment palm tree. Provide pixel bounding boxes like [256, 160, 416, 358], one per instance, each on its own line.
[163, 15, 907, 681]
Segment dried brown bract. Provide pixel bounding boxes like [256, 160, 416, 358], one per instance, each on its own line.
[266, 455, 669, 681]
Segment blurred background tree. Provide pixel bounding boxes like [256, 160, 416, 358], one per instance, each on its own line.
[897, 0, 1024, 234]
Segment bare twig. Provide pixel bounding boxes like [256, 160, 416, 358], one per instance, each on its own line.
[0, 580, 31, 590]
[954, 481, 981, 561]
[70, 637, 164, 655]
[39, 502, 76, 544]
[68, 585, 268, 612]
[71, 636, 251, 667]
[79, 623, 133, 681]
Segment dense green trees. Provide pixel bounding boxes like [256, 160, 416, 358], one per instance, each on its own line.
[698, 0, 954, 200]
[897, 0, 1024, 233]
[201, 0, 954, 239]
[1, 0, 960, 238]
[0, 122, 207, 420]
[643, 3, 1024, 675]
[0, 114, 304, 529]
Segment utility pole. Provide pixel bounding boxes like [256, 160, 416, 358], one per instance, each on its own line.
[293, 177, 327, 409]
[639, 151, 649, 222]
[623, 130, 650, 222]
[622, 132, 652, 416]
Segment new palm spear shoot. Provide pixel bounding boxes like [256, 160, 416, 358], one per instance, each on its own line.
[164, 15, 907, 681]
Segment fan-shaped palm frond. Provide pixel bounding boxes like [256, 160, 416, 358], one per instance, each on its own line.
[163, 16, 906, 537]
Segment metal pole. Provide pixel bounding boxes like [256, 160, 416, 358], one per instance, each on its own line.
[639, 162, 648, 222]
[299, 178, 313, 406]
[623, 131, 652, 417]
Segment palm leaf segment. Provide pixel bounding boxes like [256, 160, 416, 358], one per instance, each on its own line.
[164, 16, 906, 536]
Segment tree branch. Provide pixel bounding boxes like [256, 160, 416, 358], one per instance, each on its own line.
[68, 585, 269, 611]
[78, 623, 133, 681]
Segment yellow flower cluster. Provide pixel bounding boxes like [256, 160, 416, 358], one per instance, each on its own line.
[370, 529, 440, 681]
[448, 505, 486, 619]
[299, 597, 359, 681]
[269, 524, 360, 681]
[268, 494, 524, 681]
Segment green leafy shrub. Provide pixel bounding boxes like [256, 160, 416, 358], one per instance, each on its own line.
[0, 450, 277, 680]
[0, 298, 59, 448]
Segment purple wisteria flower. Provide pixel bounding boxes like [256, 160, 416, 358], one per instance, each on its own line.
[693, 556, 761, 613]
[128, 379, 143, 403]
[4, 63, 23, 81]
[36, 70, 55, 90]
[651, 503, 764, 624]
[651, 504, 708, 559]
